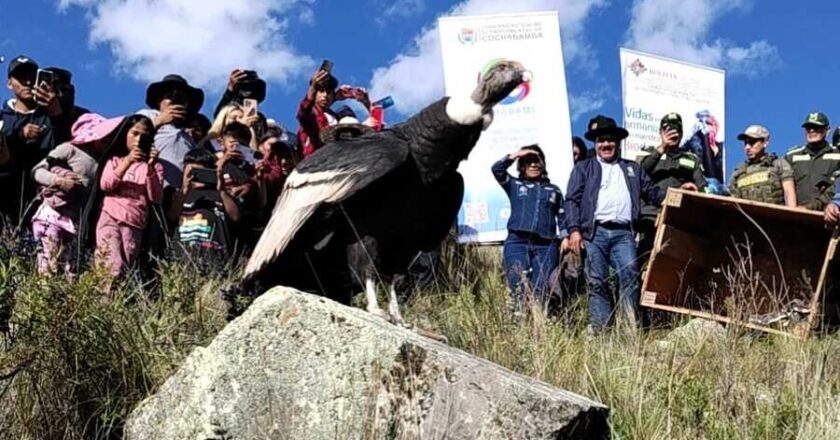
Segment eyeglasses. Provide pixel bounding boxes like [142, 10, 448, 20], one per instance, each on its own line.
[804, 125, 826, 132]
[743, 138, 764, 146]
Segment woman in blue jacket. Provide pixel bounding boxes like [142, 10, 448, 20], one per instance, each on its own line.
[492, 145, 567, 307]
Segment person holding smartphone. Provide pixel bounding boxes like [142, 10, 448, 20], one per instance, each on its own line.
[30, 113, 124, 275]
[295, 60, 374, 158]
[296, 62, 339, 158]
[136, 74, 204, 193]
[0, 55, 62, 227]
[170, 148, 240, 272]
[95, 115, 164, 278]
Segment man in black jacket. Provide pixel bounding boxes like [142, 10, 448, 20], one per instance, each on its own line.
[565, 115, 665, 333]
[0, 55, 61, 227]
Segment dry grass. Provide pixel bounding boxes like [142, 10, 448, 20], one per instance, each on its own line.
[2, 233, 840, 439]
[404, 241, 840, 439]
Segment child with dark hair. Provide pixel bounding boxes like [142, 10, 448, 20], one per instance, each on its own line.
[170, 148, 240, 271]
[30, 113, 124, 274]
[213, 121, 260, 250]
[94, 115, 163, 278]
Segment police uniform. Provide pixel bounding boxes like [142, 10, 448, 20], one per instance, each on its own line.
[784, 113, 840, 210]
[729, 153, 793, 205]
[636, 147, 707, 202]
[635, 113, 707, 259]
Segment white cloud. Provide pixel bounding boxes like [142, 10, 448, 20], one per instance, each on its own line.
[58, 0, 315, 91]
[625, 0, 781, 75]
[569, 90, 606, 121]
[369, 0, 608, 115]
[377, 0, 426, 25]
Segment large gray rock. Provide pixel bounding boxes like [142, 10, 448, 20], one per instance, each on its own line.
[126, 287, 609, 439]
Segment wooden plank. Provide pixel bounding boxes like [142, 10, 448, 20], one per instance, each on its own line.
[644, 300, 802, 338]
[806, 236, 839, 333]
[664, 189, 825, 227]
[643, 189, 830, 338]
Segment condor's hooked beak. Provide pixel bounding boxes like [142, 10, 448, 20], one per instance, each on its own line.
[471, 60, 528, 111]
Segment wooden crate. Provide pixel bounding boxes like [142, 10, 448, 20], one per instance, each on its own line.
[641, 189, 840, 337]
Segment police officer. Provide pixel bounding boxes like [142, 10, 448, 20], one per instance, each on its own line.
[784, 112, 840, 210]
[634, 112, 706, 259]
[728, 125, 796, 207]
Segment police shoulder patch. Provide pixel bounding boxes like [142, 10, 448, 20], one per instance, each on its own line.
[678, 157, 697, 169]
[786, 145, 806, 155]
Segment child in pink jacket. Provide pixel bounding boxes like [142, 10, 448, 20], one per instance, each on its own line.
[95, 115, 164, 277]
[31, 113, 124, 275]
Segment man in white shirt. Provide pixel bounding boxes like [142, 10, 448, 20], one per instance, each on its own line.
[565, 115, 674, 333]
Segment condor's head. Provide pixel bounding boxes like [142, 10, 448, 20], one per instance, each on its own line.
[470, 60, 527, 111]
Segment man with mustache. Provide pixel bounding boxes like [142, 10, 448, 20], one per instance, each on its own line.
[564, 115, 666, 334]
[785, 112, 840, 211]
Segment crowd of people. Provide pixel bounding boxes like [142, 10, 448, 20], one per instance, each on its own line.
[496, 111, 840, 334]
[4, 52, 840, 334]
[0, 54, 376, 282]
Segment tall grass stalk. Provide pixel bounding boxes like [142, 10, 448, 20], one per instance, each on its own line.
[2, 233, 840, 438]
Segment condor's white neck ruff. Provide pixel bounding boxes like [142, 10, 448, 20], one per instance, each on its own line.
[445, 96, 493, 130]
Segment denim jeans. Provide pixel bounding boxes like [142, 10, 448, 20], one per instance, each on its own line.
[584, 225, 640, 330]
[503, 231, 559, 305]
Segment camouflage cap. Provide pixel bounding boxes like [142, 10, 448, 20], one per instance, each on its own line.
[802, 112, 830, 128]
[660, 112, 683, 131]
[736, 125, 770, 141]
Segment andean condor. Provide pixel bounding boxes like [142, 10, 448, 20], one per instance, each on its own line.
[237, 60, 527, 323]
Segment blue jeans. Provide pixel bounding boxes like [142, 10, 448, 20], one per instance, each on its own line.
[584, 226, 640, 330]
[503, 232, 559, 305]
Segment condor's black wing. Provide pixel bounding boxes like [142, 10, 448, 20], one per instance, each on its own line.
[243, 131, 409, 280]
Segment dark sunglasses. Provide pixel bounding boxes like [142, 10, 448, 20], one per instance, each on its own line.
[742, 137, 764, 146]
[804, 125, 826, 132]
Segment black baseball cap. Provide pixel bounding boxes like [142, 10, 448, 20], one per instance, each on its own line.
[7, 55, 38, 79]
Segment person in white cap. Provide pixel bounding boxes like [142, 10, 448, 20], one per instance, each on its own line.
[728, 125, 796, 207]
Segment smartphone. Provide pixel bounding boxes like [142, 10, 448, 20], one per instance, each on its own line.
[372, 96, 395, 110]
[190, 167, 218, 187]
[243, 98, 258, 117]
[35, 69, 54, 89]
[34, 69, 55, 106]
[319, 59, 334, 73]
[138, 133, 154, 154]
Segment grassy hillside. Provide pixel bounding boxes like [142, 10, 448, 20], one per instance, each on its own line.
[2, 235, 840, 439]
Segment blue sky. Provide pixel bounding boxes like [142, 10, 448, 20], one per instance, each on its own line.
[1, 0, 838, 179]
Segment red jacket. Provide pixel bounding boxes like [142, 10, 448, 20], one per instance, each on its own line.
[296, 95, 335, 158]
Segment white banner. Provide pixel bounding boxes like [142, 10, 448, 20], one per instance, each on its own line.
[620, 48, 726, 182]
[439, 11, 573, 243]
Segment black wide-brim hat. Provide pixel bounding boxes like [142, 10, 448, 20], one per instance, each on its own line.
[145, 74, 205, 114]
[236, 78, 267, 103]
[584, 114, 629, 142]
